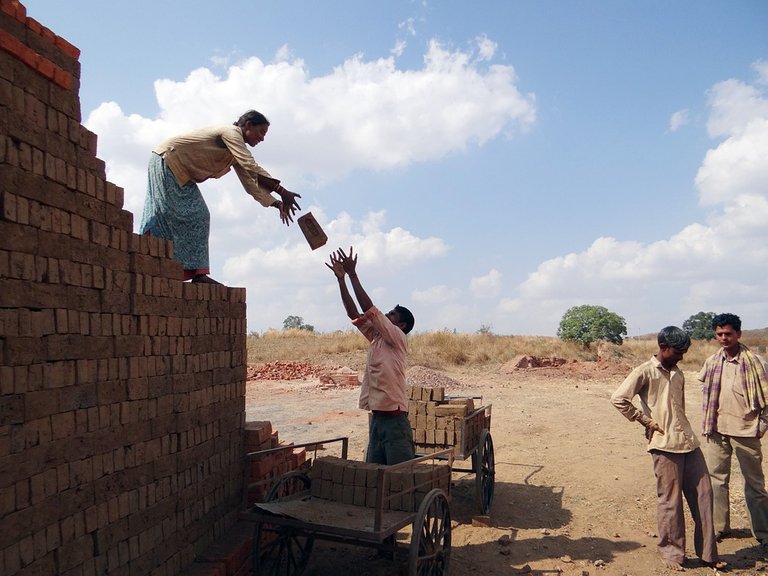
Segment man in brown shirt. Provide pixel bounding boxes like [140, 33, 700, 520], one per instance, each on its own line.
[612, 326, 720, 570]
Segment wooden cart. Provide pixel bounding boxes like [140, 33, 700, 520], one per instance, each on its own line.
[408, 387, 495, 514]
[240, 437, 454, 576]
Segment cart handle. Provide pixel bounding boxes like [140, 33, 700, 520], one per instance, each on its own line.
[245, 436, 349, 460]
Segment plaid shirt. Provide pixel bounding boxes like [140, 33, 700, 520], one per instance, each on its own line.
[699, 344, 768, 437]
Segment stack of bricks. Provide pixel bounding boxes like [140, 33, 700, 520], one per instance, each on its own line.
[243, 421, 309, 505]
[407, 386, 482, 456]
[0, 2, 248, 575]
[308, 456, 451, 513]
[318, 366, 359, 387]
[187, 521, 253, 576]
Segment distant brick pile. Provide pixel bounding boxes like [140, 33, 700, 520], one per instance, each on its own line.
[0, 2, 249, 575]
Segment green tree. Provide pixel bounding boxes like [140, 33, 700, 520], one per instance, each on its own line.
[557, 305, 627, 347]
[477, 324, 493, 335]
[683, 311, 717, 340]
[282, 315, 315, 332]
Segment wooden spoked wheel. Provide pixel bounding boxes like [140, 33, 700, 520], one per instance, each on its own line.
[408, 489, 451, 575]
[253, 472, 314, 575]
[474, 429, 495, 514]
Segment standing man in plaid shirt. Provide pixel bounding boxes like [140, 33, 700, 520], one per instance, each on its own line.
[700, 313, 768, 548]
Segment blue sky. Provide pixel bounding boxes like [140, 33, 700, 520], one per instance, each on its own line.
[23, 1, 768, 336]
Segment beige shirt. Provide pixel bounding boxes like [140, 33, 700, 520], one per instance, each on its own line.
[611, 356, 699, 453]
[351, 306, 408, 412]
[153, 125, 277, 207]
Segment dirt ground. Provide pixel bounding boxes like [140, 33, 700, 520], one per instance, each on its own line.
[245, 360, 768, 576]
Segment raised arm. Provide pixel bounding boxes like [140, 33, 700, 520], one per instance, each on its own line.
[326, 250, 360, 321]
[337, 247, 374, 313]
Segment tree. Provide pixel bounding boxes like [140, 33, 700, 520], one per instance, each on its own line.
[282, 315, 315, 332]
[683, 311, 717, 340]
[477, 324, 493, 335]
[557, 305, 627, 347]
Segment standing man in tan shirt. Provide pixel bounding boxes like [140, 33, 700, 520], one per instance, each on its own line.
[326, 247, 415, 465]
[612, 326, 720, 571]
[699, 313, 768, 547]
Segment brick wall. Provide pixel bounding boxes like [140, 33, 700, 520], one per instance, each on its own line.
[0, 2, 248, 575]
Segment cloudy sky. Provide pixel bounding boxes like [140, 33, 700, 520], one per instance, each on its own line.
[25, 1, 768, 336]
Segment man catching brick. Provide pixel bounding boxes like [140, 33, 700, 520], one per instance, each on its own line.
[326, 246, 416, 465]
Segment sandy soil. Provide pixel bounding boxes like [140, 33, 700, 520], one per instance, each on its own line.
[245, 361, 768, 575]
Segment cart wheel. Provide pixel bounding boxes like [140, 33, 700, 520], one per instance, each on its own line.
[474, 429, 495, 514]
[408, 489, 451, 575]
[265, 470, 311, 501]
[253, 472, 314, 575]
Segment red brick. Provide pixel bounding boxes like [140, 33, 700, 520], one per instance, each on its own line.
[53, 35, 80, 59]
[195, 522, 252, 575]
[51, 411, 75, 440]
[24, 389, 58, 420]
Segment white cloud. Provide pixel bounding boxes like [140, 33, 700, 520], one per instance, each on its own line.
[705, 78, 768, 138]
[391, 39, 407, 58]
[398, 16, 418, 37]
[412, 285, 460, 303]
[475, 35, 497, 62]
[470, 269, 501, 298]
[696, 118, 768, 206]
[752, 59, 768, 84]
[668, 109, 689, 132]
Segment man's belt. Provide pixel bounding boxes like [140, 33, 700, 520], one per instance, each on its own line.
[371, 409, 407, 417]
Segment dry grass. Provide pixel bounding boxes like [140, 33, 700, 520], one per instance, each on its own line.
[246, 328, 768, 372]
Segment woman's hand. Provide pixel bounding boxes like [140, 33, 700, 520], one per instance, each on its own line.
[276, 187, 302, 223]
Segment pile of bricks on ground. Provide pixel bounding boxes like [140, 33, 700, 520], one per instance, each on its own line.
[308, 456, 451, 512]
[243, 421, 310, 505]
[246, 361, 322, 380]
[246, 361, 359, 386]
[407, 385, 483, 456]
[319, 366, 359, 387]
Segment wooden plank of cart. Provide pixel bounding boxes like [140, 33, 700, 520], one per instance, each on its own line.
[407, 385, 495, 514]
[239, 436, 455, 576]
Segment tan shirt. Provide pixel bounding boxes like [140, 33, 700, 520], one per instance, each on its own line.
[153, 125, 277, 207]
[611, 356, 699, 453]
[351, 306, 408, 412]
[697, 350, 768, 437]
